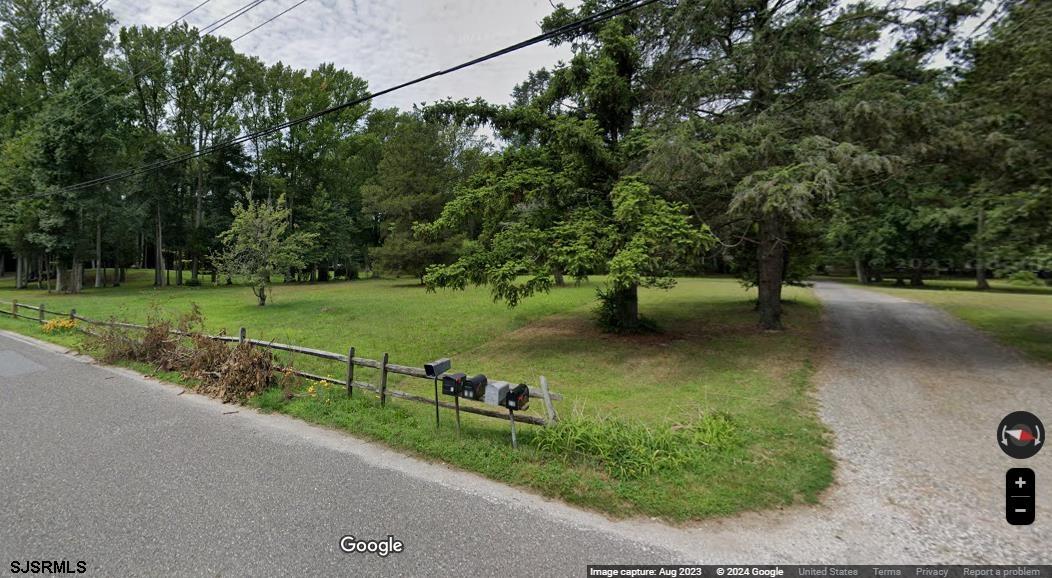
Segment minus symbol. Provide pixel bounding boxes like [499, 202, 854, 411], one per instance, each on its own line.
[1014, 509, 1028, 513]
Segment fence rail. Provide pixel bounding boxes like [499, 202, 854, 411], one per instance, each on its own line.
[0, 298, 561, 443]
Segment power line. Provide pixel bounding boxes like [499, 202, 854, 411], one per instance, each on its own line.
[230, 0, 309, 44]
[47, 0, 661, 196]
[6, 0, 217, 119]
[62, 0, 313, 135]
[57, 0, 266, 123]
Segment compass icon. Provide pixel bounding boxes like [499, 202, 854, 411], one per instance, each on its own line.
[998, 411, 1044, 459]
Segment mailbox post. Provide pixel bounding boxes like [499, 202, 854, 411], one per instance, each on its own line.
[424, 358, 452, 428]
[502, 384, 530, 449]
[441, 372, 466, 434]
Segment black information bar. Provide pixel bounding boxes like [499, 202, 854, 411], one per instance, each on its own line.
[587, 567, 1052, 578]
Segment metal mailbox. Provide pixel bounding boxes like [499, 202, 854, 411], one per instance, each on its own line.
[484, 380, 511, 406]
[504, 384, 529, 411]
[424, 358, 451, 378]
[441, 372, 466, 396]
[461, 374, 487, 400]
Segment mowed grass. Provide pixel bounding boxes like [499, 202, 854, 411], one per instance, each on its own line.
[0, 271, 832, 521]
[836, 277, 1052, 364]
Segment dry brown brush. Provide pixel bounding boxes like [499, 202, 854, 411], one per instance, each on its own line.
[87, 305, 277, 402]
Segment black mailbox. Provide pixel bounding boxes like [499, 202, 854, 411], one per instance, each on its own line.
[424, 358, 451, 378]
[504, 384, 529, 411]
[461, 374, 487, 400]
[441, 373, 466, 396]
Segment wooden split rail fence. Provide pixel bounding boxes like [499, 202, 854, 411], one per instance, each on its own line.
[0, 299, 561, 446]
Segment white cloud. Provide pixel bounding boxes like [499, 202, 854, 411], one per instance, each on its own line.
[107, 0, 576, 111]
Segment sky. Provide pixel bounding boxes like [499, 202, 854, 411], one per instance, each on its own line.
[107, 0, 578, 112]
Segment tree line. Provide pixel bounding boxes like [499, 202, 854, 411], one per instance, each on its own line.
[1, 0, 1049, 330]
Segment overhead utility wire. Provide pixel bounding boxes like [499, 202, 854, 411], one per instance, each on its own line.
[50, 0, 661, 195]
[58, 0, 266, 121]
[7, 0, 217, 119]
[229, 0, 310, 43]
[65, 0, 307, 141]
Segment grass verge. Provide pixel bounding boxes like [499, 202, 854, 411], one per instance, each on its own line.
[0, 272, 832, 522]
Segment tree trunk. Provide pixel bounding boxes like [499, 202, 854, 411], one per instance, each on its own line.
[854, 257, 868, 284]
[255, 285, 267, 306]
[975, 205, 990, 290]
[757, 213, 786, 330]
[113, 245, 121, 287]
[95, 221, 104, 288]
[15, 255, 26, 289]
[154, 204, 167, 287]
[176, 252, 184, 286]
[910, 261, 925, 287]
[71, 259, 83, 294]
[191, 164, 203, 284]
[611, 283, 640, 329]
[318, 264, 329, 282]
[0, 253, 5, 277]
[56, 265, 64, 293]
[553, 266, 566, 287]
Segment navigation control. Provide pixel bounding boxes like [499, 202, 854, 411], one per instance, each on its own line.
[997, 411, 1044, 459]
[1006, 468, 1035, 525]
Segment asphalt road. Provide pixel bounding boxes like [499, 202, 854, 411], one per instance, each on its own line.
[0, 331, 678, 576]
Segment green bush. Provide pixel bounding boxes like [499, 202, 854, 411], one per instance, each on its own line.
[593, 286, 658, 333]
[1007, 271, 1042, 286]
[533, 412, 737, 479]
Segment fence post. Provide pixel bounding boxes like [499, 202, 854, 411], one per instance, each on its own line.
[38, 304, 45, 324]
[539, 375, 557, 424]
[69, 308, 76, 321]
[11, 299, 17, 317]
[238, 327, 246, 344]
[379, 352, 389, 407]
[346, 347, 355, 398]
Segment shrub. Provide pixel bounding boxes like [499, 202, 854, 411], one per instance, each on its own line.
[41, 318, 78, 334]
[1007, 271, 1042, 286]
[594, 286, 658, 334]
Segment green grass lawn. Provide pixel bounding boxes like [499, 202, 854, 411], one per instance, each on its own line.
[0, 270, 832, 522]
[827, 277, 1052, 364]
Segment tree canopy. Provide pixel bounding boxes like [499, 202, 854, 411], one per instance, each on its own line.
[0, 0, 1047, 327]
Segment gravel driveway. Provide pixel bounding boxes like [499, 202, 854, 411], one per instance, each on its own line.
[635, 282, 1052, 563]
